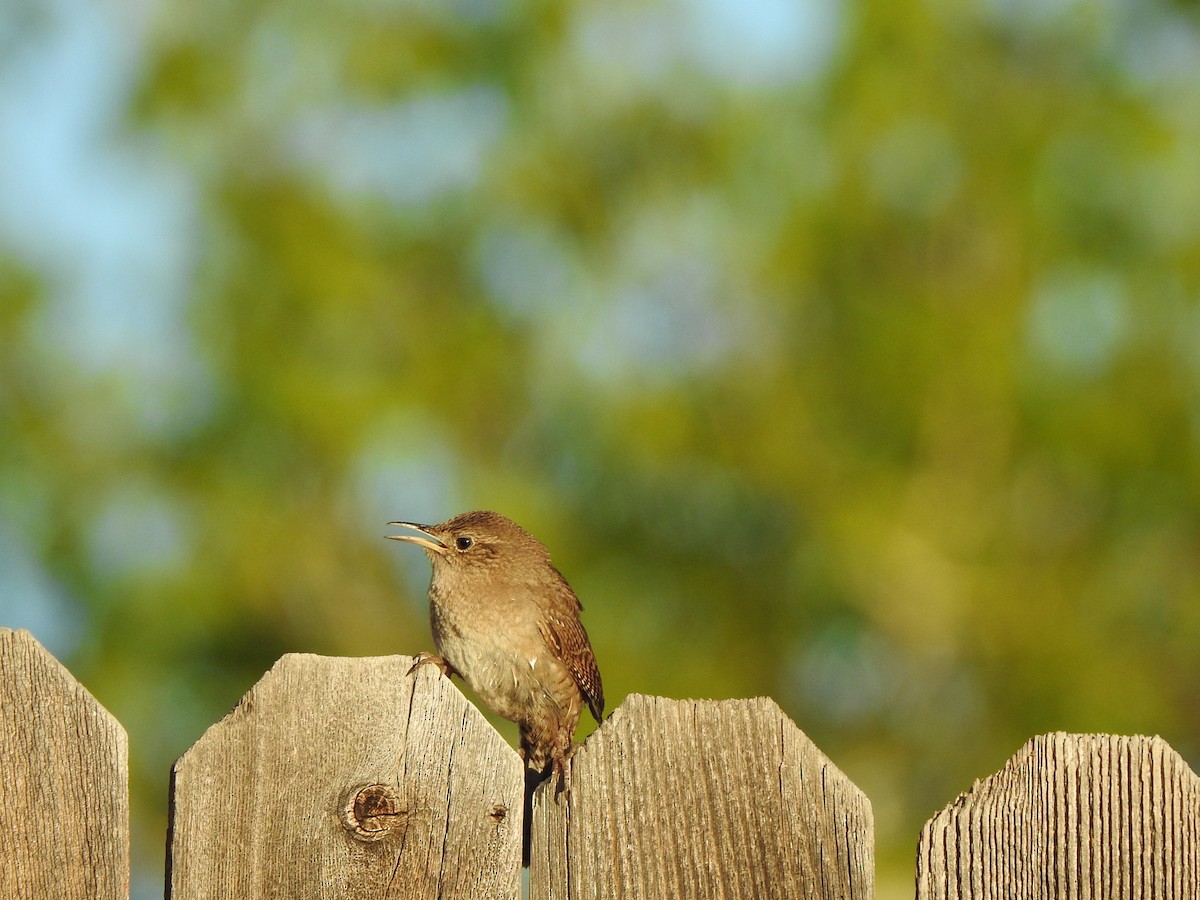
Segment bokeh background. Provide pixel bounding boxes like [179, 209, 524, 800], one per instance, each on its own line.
[3, 0, 1200, 895]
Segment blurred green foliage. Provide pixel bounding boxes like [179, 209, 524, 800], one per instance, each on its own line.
[3, 0, 1200, 895]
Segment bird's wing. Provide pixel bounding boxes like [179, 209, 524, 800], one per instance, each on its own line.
[538, 570, 605, 723]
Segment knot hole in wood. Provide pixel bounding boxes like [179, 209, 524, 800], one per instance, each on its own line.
[341, 784, 407, 842]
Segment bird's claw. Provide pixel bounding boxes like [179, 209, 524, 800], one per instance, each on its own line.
[551, 747, 572, 798]
[409, 652, 456, 678]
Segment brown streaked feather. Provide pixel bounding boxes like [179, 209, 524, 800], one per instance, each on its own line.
[539, 573, 604, 722]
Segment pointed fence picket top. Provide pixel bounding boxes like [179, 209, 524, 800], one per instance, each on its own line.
[529, 693, 874, 899]
[0, 627, 129, 899]
[917, 732, 1200, 899]
[167, 654, 524, 899]
[18, 627, 1200, 897]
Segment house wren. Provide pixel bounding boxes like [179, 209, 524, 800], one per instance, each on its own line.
[386, 510, 604, 785]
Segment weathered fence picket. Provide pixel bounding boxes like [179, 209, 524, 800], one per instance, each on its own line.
[4, 626, 1200, 898]
[0, 628, 129, 899]
[530, 694, 873, 899]
[916, 731, 1200, 899]
[167, 653, 523, 899]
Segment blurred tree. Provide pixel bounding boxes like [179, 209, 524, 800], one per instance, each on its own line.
[1, 0, 1199, 895]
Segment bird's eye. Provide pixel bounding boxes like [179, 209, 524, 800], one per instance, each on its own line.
[455, 536, 473, 551]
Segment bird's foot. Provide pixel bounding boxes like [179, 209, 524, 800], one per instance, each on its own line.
[520, 732, 576, 799]
[520, 751, 569, 797]
[409, 652, 457, 678]
[550, 746, 572, 798]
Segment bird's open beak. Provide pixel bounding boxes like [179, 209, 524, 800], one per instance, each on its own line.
[386, 522, 449, 555]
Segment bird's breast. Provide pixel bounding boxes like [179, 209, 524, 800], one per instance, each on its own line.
[427, 586, 577, 726]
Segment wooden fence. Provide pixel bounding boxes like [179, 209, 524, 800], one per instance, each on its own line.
[2, 625, 1198, 898]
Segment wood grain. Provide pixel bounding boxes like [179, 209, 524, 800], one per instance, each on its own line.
[168, 654, 523, 899]
[530, 693, 873, 899]
[917, 732, 1200, 898]
[0, 627, 129, 899]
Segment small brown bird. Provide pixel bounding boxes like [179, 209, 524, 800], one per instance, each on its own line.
[386, 510, 604, 785]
